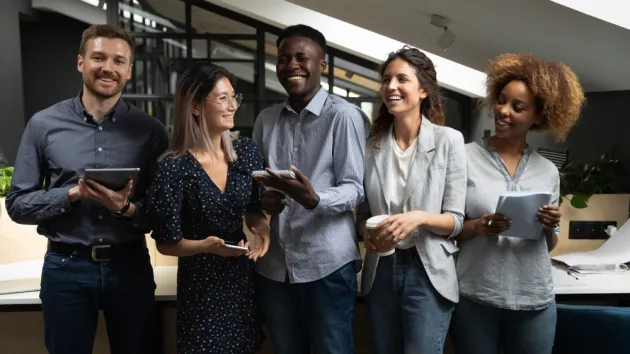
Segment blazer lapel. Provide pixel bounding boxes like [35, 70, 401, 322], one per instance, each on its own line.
[402, 118, 436, 206]
[373, 130, 392, 213]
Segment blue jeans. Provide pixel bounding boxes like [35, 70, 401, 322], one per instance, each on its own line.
[256, 261, 358, 354]
[365, 249, 454, 354]
[450, 295, 557, 354]
[39, 248, 157, 354]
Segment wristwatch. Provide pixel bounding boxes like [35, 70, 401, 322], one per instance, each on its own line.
[112, 199, 131, 218]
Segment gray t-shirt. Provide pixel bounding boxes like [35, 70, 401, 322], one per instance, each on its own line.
[456, 139, 559, 311]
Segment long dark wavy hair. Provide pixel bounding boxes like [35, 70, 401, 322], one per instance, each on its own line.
[369, 46, 445, 141]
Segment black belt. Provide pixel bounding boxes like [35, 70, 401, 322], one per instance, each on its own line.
[47, 239, 146, 263]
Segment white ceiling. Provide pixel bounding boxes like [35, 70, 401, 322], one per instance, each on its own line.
[288, 0, 630, 92]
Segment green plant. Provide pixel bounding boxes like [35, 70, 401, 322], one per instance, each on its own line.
[0, 166, 13, 198]
[559, 150, 620, 209]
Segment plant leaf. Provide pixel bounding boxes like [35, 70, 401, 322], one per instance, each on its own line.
[570, 194, 590, 209]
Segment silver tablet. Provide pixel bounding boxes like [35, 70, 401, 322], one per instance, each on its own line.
[83, 168, 140, 196]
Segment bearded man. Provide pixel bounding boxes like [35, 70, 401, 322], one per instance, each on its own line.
[6, 24, 168, 354]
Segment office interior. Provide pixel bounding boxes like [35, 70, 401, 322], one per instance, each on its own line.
[1, 0, 630, 353]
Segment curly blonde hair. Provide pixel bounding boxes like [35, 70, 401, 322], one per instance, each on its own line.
[483, 53, 585, 142]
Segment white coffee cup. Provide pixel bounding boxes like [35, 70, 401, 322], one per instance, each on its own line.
[366, 214, 395, 257]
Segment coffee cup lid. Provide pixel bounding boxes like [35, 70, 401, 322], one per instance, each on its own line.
[366, 214, 389, 229]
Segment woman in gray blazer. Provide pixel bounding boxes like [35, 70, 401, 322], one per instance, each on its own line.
[356, 46, 466, 354]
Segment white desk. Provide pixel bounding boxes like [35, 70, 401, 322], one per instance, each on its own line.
[1, 261, 629, 306]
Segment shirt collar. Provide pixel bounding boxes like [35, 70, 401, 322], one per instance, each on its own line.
[476, 137, 534, 155]
[71, 89, 129, 120]
[282, 86, 328, 117]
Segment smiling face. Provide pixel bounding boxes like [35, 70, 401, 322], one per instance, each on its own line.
[78, 37, 132, 100]
[193, 76, 238, 134]
[494, 80, 542, 139]
[276, 36, 326, 99]
[380, 58, 428, 118]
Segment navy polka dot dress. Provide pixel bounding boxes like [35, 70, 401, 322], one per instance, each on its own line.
[148, 137, 265, 354]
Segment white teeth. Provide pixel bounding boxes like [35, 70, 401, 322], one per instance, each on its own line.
[288, 76, 305, 81]
[99, 78, 114, 82]
[497, 120, 511, 127]
[388, 96, 402, 101]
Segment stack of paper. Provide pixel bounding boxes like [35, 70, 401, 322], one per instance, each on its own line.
[494, 190, 552, 240]
[551, 219, 630, 274]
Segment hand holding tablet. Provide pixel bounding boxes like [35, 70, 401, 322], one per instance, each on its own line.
[83, 168, 140, 195]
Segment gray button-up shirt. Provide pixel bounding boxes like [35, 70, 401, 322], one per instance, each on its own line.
[456, 139, 559, 310]
[252, 87, 370, 283]
[5, 93, 169, 246]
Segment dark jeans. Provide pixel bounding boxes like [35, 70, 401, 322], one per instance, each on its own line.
[450, 296, 557, 354]
[39, 248, 157, 354]
[365, 249, 455, 354]
[256, 261, 358, 354]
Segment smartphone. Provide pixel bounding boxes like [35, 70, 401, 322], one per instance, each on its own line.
[251, 170, 296, 179]
[224, 241, 249, 251]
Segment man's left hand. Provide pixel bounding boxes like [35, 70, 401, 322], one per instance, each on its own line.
[253, 166, 319, 209]
[81, 179, 132, 212]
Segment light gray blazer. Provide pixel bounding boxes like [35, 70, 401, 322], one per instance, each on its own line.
[358, 118, 467, 303]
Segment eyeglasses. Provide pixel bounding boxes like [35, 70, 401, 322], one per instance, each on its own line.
[211, 93, 243, 110]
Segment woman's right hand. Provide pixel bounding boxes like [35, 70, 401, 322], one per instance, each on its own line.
[365, 228, 394, 253]
[202, 236, 248, 257]
[363, 230, 377, 253]
[475, 213, 511, 236]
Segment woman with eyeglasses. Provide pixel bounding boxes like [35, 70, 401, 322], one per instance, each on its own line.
[147, 62, 270, 354]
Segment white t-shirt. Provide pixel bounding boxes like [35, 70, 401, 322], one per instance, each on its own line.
[386, 127, 420, 249]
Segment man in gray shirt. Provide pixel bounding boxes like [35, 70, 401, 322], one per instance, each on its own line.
[252, 24, 369, 354]
[6, 25, 168, 354]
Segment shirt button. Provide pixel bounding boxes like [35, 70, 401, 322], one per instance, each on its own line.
[97, 147, 103, 152]
[98, 126, 103, 131]
[98, 215, 103, 220]
[98, 238, 103, 243]
[83, 117, 87, 121]
[60, 208, 65, 212]
[112, 117, 116, 122]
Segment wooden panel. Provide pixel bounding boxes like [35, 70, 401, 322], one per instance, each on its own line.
[551, 194, 630, 256]
[0, 199, 47, 264]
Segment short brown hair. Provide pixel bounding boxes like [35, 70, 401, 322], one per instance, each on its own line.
[79, 24, 135, 61]
[483, 53, 585, 142]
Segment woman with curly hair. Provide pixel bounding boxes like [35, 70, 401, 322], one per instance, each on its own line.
[450, 53, 585, 354]
[356, 46, 466, 353]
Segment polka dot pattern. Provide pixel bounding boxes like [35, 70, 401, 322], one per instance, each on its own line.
[148, 137, 265, 353]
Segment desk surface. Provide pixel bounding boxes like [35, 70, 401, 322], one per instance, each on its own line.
[1, 260, 629, 306]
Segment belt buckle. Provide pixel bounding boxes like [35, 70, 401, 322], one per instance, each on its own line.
[91, 245, 111, 262]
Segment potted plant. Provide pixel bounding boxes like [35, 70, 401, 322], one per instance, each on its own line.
[559, 150, 621, 209]
[0, 166, 12, 198]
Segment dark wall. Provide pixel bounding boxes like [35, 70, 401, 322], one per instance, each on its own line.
[565, 90, 630, 191]
[20, 11, 89, 122]
[0, 5, 88, 165]
[0, 0, 28, 164]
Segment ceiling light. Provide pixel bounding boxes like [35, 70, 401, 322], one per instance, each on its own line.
[430, 14, 455, 51]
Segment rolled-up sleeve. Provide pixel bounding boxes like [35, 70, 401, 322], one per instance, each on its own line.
[312, 107, 368, 215]
[550, 170, 561, 235]
[5, 118, 74, 225]
[443, 131, 467, 238]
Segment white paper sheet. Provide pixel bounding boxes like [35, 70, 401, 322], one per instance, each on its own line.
[552, 267, 586, 288]
[495, 190, 552, 240]
[551, 219, 630, 268]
